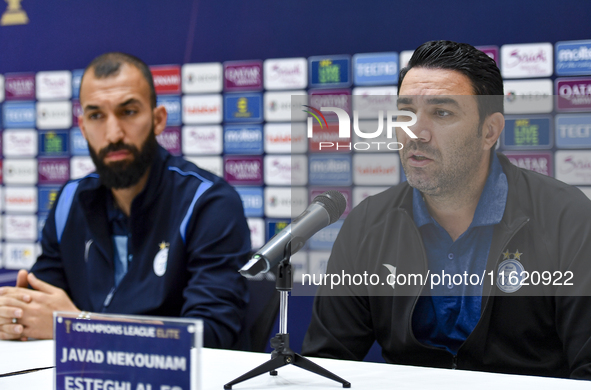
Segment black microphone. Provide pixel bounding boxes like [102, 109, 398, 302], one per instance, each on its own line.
[239, 190, 347, 277]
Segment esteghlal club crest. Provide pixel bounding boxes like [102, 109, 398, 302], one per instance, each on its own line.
[496, 249, 525, 293]
[153, 242, 169, 277]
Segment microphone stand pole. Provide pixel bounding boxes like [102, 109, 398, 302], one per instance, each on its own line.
[224, 242, 351, 389]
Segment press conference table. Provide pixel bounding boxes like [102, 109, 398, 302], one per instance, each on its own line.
[1, 340, 589, 390]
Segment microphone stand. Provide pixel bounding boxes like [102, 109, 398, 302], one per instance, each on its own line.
[224, 242, 351, 389]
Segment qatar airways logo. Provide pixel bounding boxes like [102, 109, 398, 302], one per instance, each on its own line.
[224, 156, 263, 185]
[7, 79, 34, 93]
[304, 105, 416, 151]
[226, 161, 261, 179]
[224, 61, 263, 91]
[157, 131, 179, 146]
[6, 77, 35, 98]
[225, 68, 260, 85]
[556, 78, 591, 111]
[38, 160, 70, 184]
[559, 84, 591, 100]
[156, 128, 181, 155]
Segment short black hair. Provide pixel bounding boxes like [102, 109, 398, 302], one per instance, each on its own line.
[82, 52, 157, 109]
[399, 40, 504, 122]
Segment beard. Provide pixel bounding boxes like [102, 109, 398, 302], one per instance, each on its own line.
[88, 129, 158, 189]
[400, 128, 484, 197]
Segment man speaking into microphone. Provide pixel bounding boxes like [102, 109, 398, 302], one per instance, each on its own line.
[0, 52, 251, 348]
[303, 40, 591, 379]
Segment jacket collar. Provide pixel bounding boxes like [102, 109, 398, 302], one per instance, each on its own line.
[397, 152, 530, 228]
[79, 145, 170, 213]
[494, 152, 531, 229]
[412, 153, 508, 229]
[76, 145, 170, 263]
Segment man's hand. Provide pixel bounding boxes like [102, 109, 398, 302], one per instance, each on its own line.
[0, 271, 79, 340]
[0, 270, 30, 340]
[16, 269, 28, 288]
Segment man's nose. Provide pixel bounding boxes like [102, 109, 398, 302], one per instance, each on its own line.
[105, 115, 124, 143]
[409, 113, 432, 142]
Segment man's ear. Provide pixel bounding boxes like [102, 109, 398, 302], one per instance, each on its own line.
[153, 105, 168, 136]
[78, 115, 88, 140]
[482, 112, 504, 151]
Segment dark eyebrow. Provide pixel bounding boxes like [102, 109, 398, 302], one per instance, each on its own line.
[397, 96, 462, 109]
[83, 105, 100, 112]
[397, 97, 413, 106]
[83, 98, 142, 112]
[425, 97, 460, 108]
[118, 98, 142, 107]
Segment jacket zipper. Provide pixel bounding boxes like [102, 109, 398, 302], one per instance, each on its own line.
[102, 286, 116, 311]
[455, 217, 531, 366]
[406, 210, 531, 369]
[101, 233, 133, 312]
[407, 212, 444, 355]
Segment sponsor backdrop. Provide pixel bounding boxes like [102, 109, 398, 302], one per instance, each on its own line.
[1, 0, 590, 360]
[2, 41, 591, 281]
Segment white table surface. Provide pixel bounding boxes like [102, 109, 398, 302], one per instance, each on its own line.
[1, 340, 589, 390]
[0, 339, 54, 375]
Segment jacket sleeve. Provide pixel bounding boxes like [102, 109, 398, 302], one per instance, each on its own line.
[553, 187, 591, 379]
[302, 199, 376, 360]
[182, 182, 251, 349]
[29, 185, 70, 294]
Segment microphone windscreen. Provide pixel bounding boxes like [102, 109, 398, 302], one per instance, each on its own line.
[312, 191, 347, 224]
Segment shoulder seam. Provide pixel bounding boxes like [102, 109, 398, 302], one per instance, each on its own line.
[167, 166, 212, 184]
[168, 166, 215, 244]
[54, 174, 99, 244]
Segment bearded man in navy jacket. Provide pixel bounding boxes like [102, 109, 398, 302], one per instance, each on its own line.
[0, 53, 251, 348]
